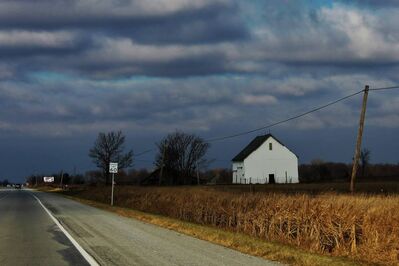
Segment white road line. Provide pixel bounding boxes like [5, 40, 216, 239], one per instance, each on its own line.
[0, 192, 9, 200]
[30, 193, 99, 266]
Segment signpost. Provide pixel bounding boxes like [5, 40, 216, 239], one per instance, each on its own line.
[109, 162, 118, 206]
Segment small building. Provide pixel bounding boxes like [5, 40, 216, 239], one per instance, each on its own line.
[232, 134, 299, 184]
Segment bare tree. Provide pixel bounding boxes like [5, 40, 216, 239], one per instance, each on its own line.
[155, 131, 209, 185]
[1, 179, 9, 186]
[360, 148, 371, 178]
[89, 131, 133, 184]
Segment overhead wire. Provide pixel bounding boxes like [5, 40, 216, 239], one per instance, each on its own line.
[134, 148, 155, 157]
[134, 84, 399, 157]
[369, 85, 399, 91]
[205, 89, 365, 142]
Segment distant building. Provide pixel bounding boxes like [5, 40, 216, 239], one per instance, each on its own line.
[232, 134, 299, 184]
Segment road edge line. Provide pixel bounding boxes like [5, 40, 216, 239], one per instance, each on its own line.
[31, 193, 99, 266]
[0, 191, 10, 200]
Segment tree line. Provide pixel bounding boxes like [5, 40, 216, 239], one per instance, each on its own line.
[299, 149, 399, 182]
[25, 131, 399, 186]
[88, 130, 209, 186]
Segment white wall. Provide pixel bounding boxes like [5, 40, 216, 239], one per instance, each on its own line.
[232, 162, 245, 183]
[232, 137, 299, 184]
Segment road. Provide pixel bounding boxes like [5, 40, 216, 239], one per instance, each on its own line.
[0, 188, 89, 265]
[0, 188, 277, 266]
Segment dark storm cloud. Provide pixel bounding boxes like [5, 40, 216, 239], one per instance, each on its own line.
[0, 37, 92, 59]
[0, 72, 389, 136]
[2, 0, 399, 79]
[0, 0, 250, 77]
[0, 0, 249, 44]
[87, 53, 229, 78]
[111, 12, 249, 45]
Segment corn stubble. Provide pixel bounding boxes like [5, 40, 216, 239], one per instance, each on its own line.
[75, 186, 399, 265]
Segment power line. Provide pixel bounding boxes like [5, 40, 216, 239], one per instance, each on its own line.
[133, 84, 399, 157]
[134, 148, 155, 157]
[205, 89, 365, 142]
[369, 85, 399, 91]
[134, 159, 153, 163]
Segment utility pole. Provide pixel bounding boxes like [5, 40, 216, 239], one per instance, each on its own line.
[350, 85, 369, 193]
[159, 143, 167, 186]
[59, 170, 64, 188]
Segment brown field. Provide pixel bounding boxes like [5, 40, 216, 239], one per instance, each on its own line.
[60, 183, 399, 265]
[209, 181, 399, 194]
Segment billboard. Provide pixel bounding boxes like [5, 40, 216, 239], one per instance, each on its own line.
[43, 176, 55, 183]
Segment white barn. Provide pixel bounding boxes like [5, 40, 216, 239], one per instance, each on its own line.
[232, 134, 299, 184]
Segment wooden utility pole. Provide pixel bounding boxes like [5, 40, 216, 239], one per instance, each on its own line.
[350, 85, 369, 193]
[59, 170, 64, 188]
[159, 144, 167, 186]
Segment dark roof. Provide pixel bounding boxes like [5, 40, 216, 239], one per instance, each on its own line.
[232, 134, 295, 162]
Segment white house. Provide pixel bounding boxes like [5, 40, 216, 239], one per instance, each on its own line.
[232, 134, 299, 184]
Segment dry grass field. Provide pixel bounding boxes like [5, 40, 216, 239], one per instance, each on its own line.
[59, 184, 399, 265]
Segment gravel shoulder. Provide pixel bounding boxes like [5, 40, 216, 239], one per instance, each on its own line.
[33, 190, 277, 266]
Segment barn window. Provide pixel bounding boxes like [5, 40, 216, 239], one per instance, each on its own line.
[269, 142, 273, 150]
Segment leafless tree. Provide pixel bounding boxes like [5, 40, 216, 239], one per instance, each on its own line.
[155, 131, 209, 185]
[89, 131, 133, 184]
[360, 148, 371, 178]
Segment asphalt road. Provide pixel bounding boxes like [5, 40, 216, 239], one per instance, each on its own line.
[0, 188, 89, 266]
[0, 188, 277, 266]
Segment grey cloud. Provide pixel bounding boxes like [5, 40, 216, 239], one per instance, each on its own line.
[0, 0, 248, 45]
[2, 1, 399, 79]
[339, 0, 399, 8]
[0, 1, 398, 134]
[0, 0, 250, 78]
[1, 71, 397, 139]
[236, 3, 399, 68]
[0, 30, 92, 60]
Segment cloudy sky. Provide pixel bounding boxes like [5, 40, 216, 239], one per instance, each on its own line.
[1, 0, 399, 182]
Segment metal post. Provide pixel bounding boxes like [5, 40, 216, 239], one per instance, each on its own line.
[350, 85, 369, 193]
[111, 173, 115, 206]
[196, 161, 200, 185]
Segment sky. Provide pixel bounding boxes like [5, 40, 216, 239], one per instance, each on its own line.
[1, 0, 399, 182]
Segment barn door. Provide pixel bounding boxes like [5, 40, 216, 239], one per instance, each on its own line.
[237, 167, 244, 184]
[269, 174, 275, 184]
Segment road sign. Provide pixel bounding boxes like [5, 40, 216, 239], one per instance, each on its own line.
[109, 162, 118, 174]
[43, 176, 54, 183]
[109, 162, 118, 206]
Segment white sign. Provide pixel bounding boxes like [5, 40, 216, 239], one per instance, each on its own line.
[109, 162, 118, 173]
[43, 176, 55, 183]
